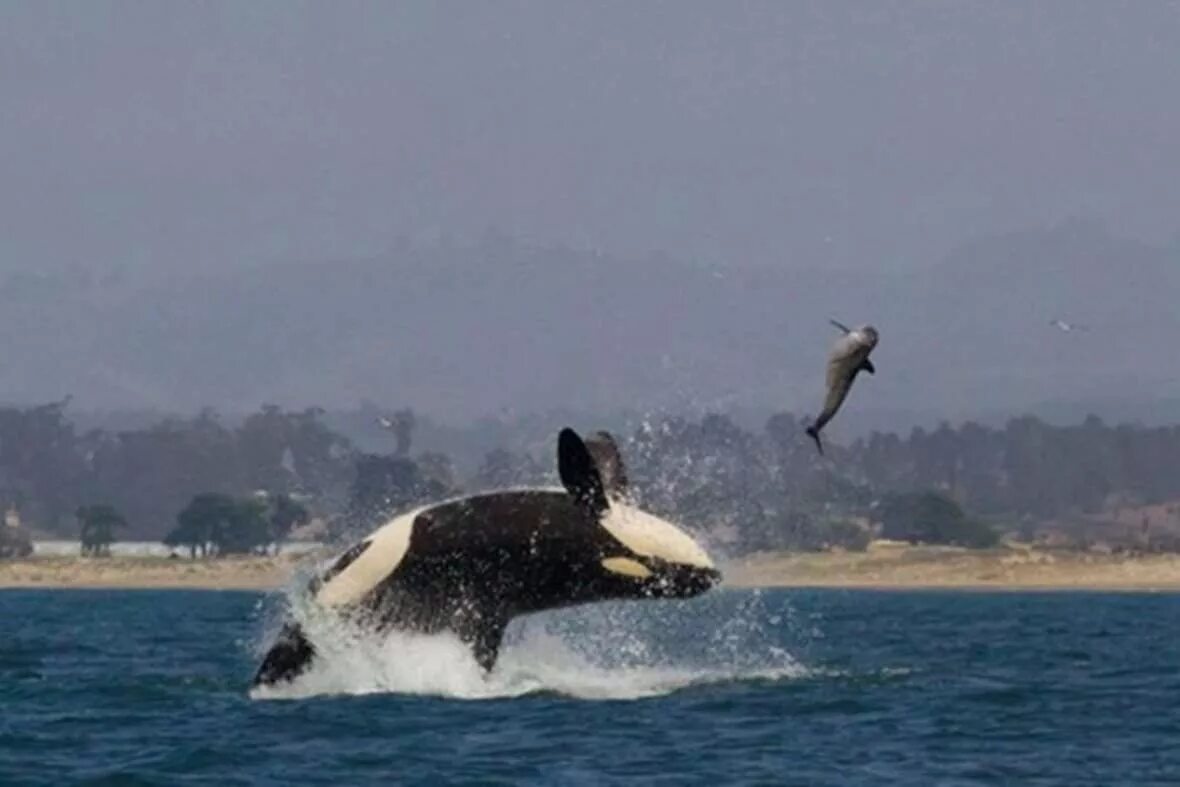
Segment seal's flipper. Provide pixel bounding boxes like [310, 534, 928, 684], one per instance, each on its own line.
[829, 319, 852, 334]
[859, 359, 876, 375]
[558, 428, 609, 514]
[584, 431, 629, 499]
[252, 621, 316, 687]
[805, 425, 825, 456]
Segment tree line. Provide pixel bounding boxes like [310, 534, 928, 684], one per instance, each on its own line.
[2, 400, 1180, 557]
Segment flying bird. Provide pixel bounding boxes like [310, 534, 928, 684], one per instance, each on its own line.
[805, 320, 880, 455]
[1050, 319, 1088, 333]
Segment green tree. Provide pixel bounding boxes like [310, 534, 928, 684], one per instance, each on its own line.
[166, 493, 235, 558]
[96, 412, 242, 541]
[380, 408, 417, 457]
[0, 398, 87, 534]
[236, 405, 355, 505]
[343, 454, 449, 536]
[0, 523, 32, 558]
[167, 494, 222, 558]
[166, 493, 276, 557]
[877, 491, 999, 548]
[77, 504, 126, 557]
[217, 498, 271, 555]
[266, 493, 310, 554]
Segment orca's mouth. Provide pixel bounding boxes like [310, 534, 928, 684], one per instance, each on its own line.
[690, 566, 723, 594]
[651, 565, 722, 598]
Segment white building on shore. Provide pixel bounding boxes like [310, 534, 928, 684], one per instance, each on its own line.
[31, 541, 325, 557]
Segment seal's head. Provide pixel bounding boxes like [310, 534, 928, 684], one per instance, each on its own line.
[853, 324, 879, 349]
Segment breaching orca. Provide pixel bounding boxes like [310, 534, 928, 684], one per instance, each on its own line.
[805, 320, 879, 455]
[251, 427, 721, 688]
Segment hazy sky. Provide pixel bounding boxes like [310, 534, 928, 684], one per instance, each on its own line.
[3, 1, 1180, 275]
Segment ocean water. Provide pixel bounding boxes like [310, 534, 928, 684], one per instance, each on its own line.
[2, 588, 1179, 786]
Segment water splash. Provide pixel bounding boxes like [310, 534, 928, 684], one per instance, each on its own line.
[249, 585, 809, 702]
[248, 420, 810, 703]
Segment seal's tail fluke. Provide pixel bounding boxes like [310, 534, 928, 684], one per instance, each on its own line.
[805, 425, 824, 455]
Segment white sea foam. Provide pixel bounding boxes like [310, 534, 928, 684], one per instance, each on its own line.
[249, 584, 808, 702]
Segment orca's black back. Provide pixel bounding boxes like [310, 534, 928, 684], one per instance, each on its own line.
[375, 490, 621, 619]
[410, 490, 607, 555]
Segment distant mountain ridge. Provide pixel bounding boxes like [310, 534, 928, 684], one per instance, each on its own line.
[0, 220, 1176, 435]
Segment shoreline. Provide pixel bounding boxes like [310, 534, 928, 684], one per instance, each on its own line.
[724, 544, 1180, 592]
[0, 555, 310, 592]
[5, 545, 1180, 592]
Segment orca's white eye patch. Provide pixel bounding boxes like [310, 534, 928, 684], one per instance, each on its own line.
[601, 556, 652, 578]
[599, 503, 714, 569]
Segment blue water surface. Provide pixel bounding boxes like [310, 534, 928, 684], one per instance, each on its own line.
[2, 588, 1178, 786]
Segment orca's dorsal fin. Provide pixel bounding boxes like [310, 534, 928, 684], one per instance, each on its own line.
[584, 430, 630, 499]
[557, 428, 610, 515]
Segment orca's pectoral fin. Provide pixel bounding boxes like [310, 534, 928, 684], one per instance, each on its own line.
[859, 358, 876, 375]
[252, 621, 316, 687]
[557, 428, 610, 514]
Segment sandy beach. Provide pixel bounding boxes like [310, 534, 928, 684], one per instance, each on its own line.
[725, 542, 1180, 591]
[0, 554, 317, 591]
[5, 542, 1180, 591]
